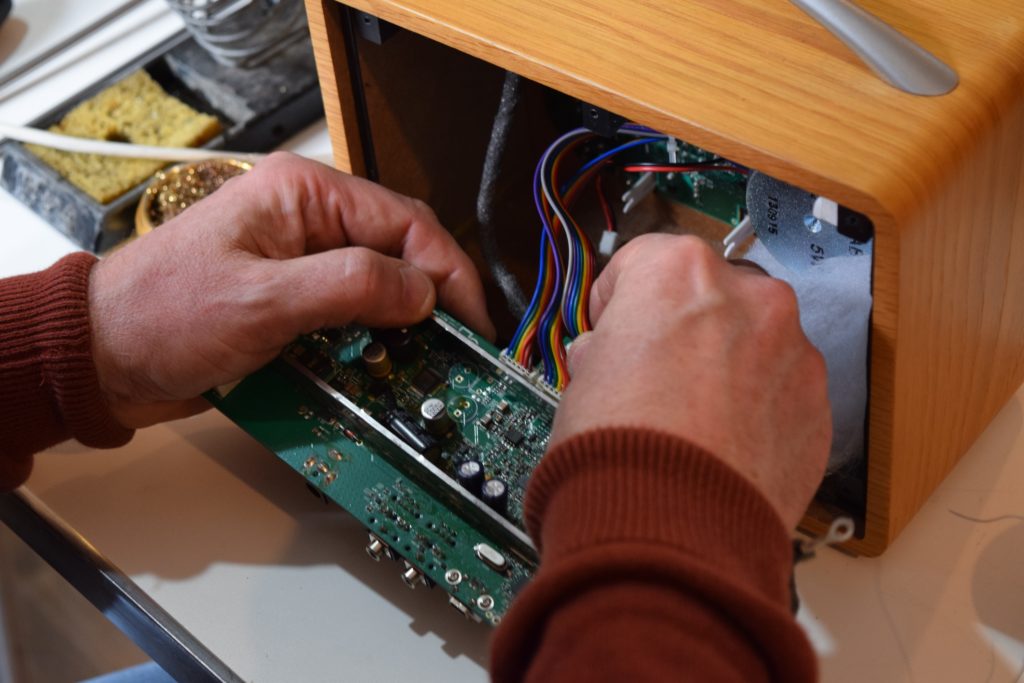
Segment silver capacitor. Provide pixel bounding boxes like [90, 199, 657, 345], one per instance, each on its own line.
[420, 397, 453, 435]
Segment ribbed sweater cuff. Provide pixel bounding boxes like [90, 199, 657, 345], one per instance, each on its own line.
[525, 427, 794, 608]
[0, 253, 133, 485]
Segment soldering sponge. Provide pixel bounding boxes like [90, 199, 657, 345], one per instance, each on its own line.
[28, 70, 221, 203]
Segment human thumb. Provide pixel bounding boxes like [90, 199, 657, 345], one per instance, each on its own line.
[566, 331, 594, 378]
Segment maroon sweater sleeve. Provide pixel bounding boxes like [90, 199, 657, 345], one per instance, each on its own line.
[0, 252, 133, 490]
[491, 428, 817, 682]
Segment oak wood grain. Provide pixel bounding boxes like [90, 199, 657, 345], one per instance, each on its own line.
[307, 0, 364, 175]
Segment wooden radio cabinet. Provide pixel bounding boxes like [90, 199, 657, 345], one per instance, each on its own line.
[303, 0, 1024, 555]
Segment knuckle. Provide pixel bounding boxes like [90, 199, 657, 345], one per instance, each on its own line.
[257, 151, 294, 174]
[671, 234, 716, 263]
[341, 247, 381, 297]
[806, 345, 829, 388]
[621, 234, 718, 280]
[265, 150, 298, 166]
[760, 278, 800, 322]
[661, 236, 719, 284]
[410, 198, 441, 225]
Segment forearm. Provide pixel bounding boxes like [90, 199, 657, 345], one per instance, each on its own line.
[0, 253, 132, 489]
[491, 428, 816, 683]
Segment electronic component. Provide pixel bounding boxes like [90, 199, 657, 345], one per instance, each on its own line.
[481, 478, 509, 515]
[411, 367, 444, 395]
[211, 310, 555, 626]
[388, 412, 439, 457]
[746, 171, 873, 272]
[361, 342, 392, 378]
[420, 397, 453, 435]
[374, 327, 416, 362]
[505, 428, 525, 446]
[598, 230, 619, 256]
[401, 563, 426, 589]
[456, 459, 485, 493]
[366, 534, 389, 562]
[474, 542, 509, 574]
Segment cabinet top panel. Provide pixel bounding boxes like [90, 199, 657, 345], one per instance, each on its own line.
[328, 0, 1023, 219]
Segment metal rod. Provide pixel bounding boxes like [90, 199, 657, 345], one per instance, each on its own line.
[0, 0, 150, 90]
[0, 489, 243, 683]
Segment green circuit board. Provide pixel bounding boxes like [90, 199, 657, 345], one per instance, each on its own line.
[209, 311, 556, 625]
[627, 138, 748, 226]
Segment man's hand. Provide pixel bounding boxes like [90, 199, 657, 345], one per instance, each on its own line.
[89, 152, 494, 429]
[552, 234, 830, 528]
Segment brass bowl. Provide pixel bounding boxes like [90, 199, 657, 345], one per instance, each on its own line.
[135, 158, 252, 235]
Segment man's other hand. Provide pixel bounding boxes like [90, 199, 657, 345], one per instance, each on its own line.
[553, 234, 830, 529]
[89, 152, 494, 429]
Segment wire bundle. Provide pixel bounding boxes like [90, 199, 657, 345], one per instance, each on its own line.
[504, 124, 749, 392]
[505, 127, 665, 390]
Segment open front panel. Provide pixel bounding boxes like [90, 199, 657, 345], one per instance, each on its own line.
[337, 21, 875, 529]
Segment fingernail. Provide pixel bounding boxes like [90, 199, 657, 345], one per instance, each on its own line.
[401, 264, 435, 315]
[566, 331, 593, 376]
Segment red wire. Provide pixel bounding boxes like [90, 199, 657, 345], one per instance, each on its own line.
[621, 164, 748, 174]
[595, 172, 616, 233]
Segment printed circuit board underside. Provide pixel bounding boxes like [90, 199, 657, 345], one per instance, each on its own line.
[210, 311, 557, 625]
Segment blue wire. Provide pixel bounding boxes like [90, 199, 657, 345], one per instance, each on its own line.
[506, 237, 549, 355]
[561, 137, 660, 193]
[554, 135, 659, 335]
[509, 154, 560, 360]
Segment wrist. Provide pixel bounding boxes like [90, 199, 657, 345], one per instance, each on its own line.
[527, 426, 793, 592]
[7, 252, 135, 449]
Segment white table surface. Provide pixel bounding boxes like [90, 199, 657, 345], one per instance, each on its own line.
[2, 4, 1023, 683]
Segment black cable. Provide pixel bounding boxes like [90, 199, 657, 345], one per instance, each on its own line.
[341, 7, 380, 182]
[476, 71, 529, 319]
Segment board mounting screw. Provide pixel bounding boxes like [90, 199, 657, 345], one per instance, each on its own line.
[445, 569, 463, 585]
[476, 594, 494, 611]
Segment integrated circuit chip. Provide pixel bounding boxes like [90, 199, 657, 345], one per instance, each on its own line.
[412, 367, 444, 395]
[505, 428, 525, 446]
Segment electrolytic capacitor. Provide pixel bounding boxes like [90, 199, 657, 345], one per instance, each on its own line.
[361, 342, 392, 378]
[374, 327, 415, 362]
[420, 397, 453, 436]
[480, 478, 508, 515]
[455, 459, 484, 494]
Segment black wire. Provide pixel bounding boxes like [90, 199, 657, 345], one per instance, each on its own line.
[476, 71, 529, 319]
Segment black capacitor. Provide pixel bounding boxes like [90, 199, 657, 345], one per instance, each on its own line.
[455, 459, 485, 493]
[480, 478, 509, 515]
[373, 327, 416, 363]
[420, 397, 453, 435]
[388, 412, 439, 457]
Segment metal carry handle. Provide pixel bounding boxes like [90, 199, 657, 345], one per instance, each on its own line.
[790, 0, 959, 96]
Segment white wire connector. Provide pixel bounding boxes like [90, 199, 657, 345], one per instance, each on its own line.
[598, 230, 619, 257]
[621, 172, 656, 214]
[665, 137, 680, 180]
[722, 214, 755, 259]
[0, 123, 266, 164]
